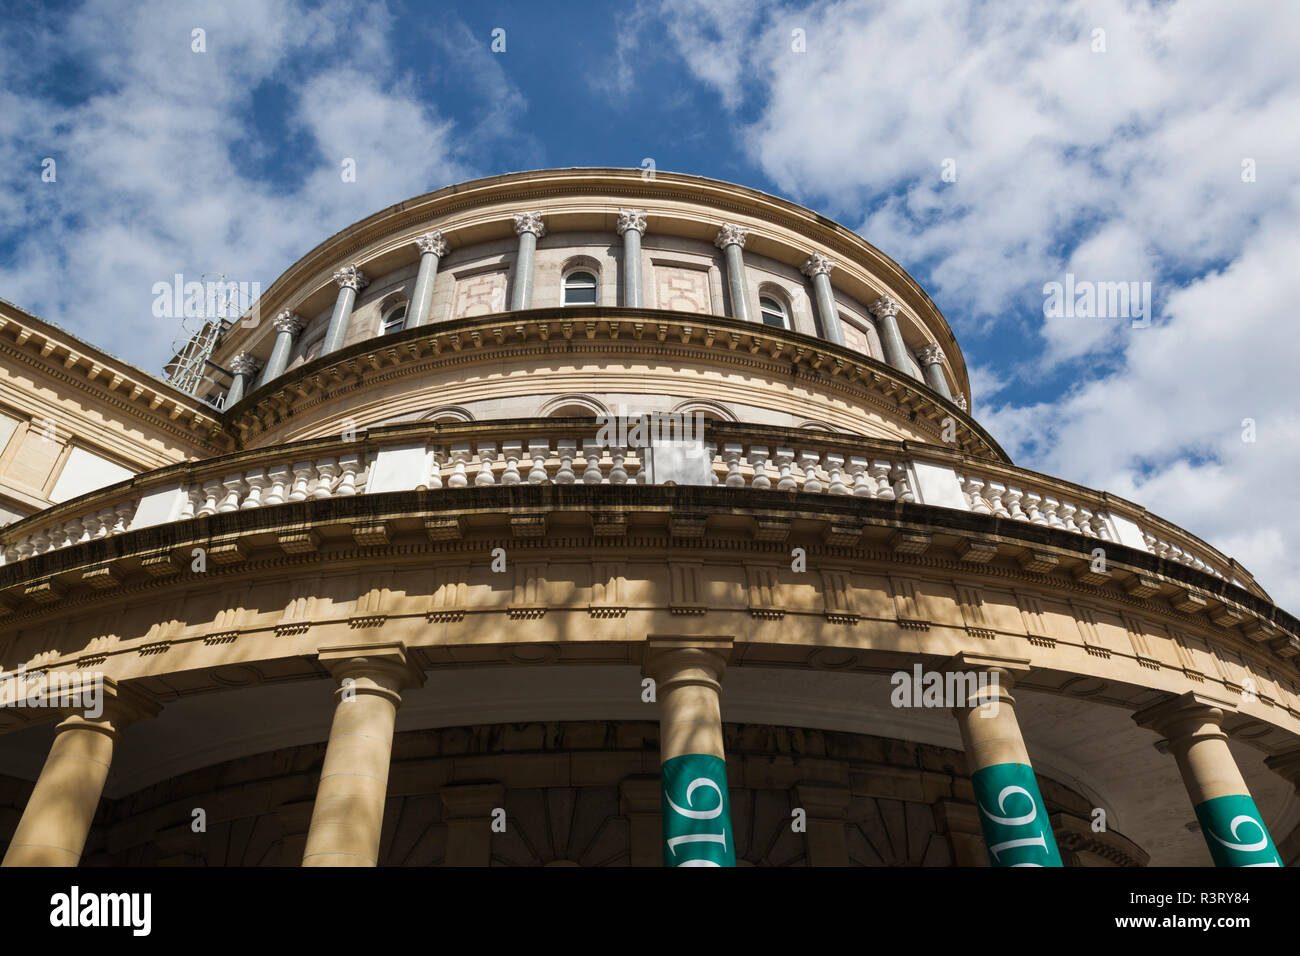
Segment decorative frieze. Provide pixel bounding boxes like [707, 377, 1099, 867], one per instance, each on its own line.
[891, 577, 928, 630]
[956, 584, 995, 640]
[427, 567, 466, 623]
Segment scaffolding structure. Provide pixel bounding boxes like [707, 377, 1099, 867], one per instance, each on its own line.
[161, 273, 243, 403]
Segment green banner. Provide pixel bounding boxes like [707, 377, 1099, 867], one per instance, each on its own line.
[1194, 793, 1281, 867]
[661, 753, 735, 867]
[971, 762, 1063, 867]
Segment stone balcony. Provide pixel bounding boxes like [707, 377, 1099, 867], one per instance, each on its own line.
[0, 416, 1291, 657]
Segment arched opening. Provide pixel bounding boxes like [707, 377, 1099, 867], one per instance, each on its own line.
[381, 302, 408, 335]
[758, 294, 790, 330]
[563, 270, 598, 306]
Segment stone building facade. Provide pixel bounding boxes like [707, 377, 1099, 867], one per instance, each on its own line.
[0, 168, 1297, 866]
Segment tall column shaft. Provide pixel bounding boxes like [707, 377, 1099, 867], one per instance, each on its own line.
[409, 231, 448, 328]
[259, 311, 304, 386]
[321, 265, 368, 357]
[302, 644, 423, 867]
[715, 224, 752, 323]
[225, 351, 258, 406]
[2, 679, 158, 867]
[510, 212, 546, 310]
[801, 253, 844, 345]
[948, 654, 1063, 867]
[812, 273, 843, 345]
[916, 344, 954, 399]
[1135, 693, 1281, 866]
[644, 635, 735, 867]
[870, 296, 916, 377]
[618, 210, 647, 308]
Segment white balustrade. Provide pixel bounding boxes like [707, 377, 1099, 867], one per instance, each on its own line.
[0, 432, 1237, 585]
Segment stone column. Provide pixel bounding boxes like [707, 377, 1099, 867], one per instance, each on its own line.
[409, 231, 449, 328]
[509, 212, 546, 310]
[258, 310, 304, 386]
[948, 653, 1063, 867]
[643, 635, 736, 867]
[617, 209, 647, 308]
[225, 351, 259, 406]
[869, 295, 917, 378]
[915, 344, 954, 399]
[301, 643, 424, 867]
[321, 265, 369, 357]
[2, 677, 158, 867]
[714, 224, 752, 323]
[1134, 692, 1281, 866]
[800, 253, 845, 346]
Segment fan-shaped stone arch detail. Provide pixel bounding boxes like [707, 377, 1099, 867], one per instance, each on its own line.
[669, 399, 737, 422]
[537, 393, 610, 418]
[418, 405, 475, 424]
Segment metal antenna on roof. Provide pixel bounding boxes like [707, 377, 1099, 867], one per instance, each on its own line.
[162, 272, 245, 401]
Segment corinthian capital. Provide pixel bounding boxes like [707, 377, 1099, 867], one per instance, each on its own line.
[714, 223, 749, 249]
[800, 253, 835, 278]
[617, 209, 648, 236]
[415, 230, 449, 256]
[870, 295, 900, 320]
[513, 211, 546, 238]
[916, 344, 945, 367]
[954, 392, 968, 412]
[333, 265, 369, 292]
[273, 310, 305, 335]
[229, 351, 259, 375]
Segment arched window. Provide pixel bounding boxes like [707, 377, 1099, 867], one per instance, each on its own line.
[563, 271, 598, 305]
[381, 303, 407, 335]
[759, 295, 789, 329]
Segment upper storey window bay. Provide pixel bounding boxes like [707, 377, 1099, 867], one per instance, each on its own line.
[381, 304, 407, 334]
[563, 271, 598, 305]
[759, 295, 789, 329]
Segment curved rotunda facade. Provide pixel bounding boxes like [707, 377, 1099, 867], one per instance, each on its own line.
[0, 168, 1297, 867]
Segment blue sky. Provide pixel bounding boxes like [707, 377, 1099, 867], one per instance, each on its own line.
[1, 0, 1298, 609]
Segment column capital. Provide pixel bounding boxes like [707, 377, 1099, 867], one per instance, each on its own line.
[642, 635, 733, 688]
[1132, 691, 1236, 741]
[53, 674, 160, 737]
[415, 230, 449, 256]
[944, 651, 1030, 680]
[916, 343, 945, 366]
[333, 265, 369, 292]
[513, 211, 546, 238]
[317, 642, 425, 700]
[273, 310, 305, 335]
[953, 392, 968, 411]
[229, 350, 259, 375]
[944, 652, 1029, 711]
[616, 209, 648, 236]
[800, 253, 835, 278]
[870, 295, 900, 319]
[714, 223, 749, 249]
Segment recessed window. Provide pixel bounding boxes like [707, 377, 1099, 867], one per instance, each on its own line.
[381, 304, 407, 335]
[563, 271, 598, 305]
[759, 295, 788, 329]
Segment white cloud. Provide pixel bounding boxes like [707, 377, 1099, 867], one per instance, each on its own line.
[0, 0, 523, 374]
[648, 0, 1300, 609]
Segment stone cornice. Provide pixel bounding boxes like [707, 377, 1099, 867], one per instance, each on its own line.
[0, 482, 1296, 676]
[223, 307, 994, 458]
[211, 169, 970, 399]
[0, 300, 223, 450]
